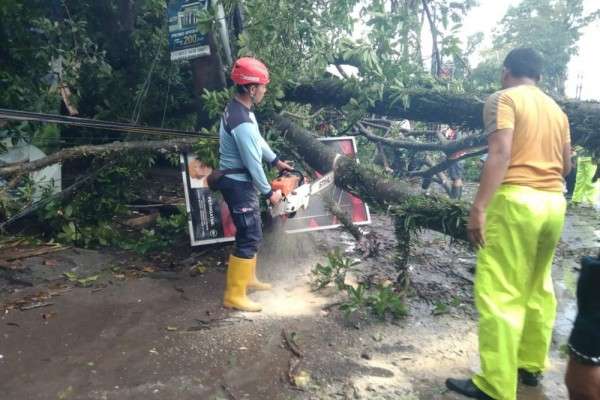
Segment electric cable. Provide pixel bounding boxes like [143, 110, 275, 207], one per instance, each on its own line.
[0, 108, 219, 141]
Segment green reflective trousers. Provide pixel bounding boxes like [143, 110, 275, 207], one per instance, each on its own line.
[472, 185, 566, 400]
[572, 156, 599, 205]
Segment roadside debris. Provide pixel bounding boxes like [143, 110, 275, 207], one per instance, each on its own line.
[63, 272, 99, 287]
[282, 329, 311, 390]
[0, 240, 68, 269]
[186, 316, 253, 332]
[19, 301, 53, 311]
[1, 285, 70, 312]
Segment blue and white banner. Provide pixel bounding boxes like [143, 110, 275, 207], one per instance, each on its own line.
[167, 0, 210, 61]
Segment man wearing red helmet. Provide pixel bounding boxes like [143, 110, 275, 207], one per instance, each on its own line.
[217, 57, 291, 312]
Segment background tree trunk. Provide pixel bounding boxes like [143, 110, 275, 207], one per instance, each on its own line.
[191, 34, 227, 129]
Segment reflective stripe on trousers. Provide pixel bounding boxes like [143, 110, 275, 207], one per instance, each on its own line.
[472, 185, 566, 400]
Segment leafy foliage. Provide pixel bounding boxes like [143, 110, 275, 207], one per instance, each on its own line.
[311, 250, 408, 320]
[368, 284, 408, 320]
[120, 211, 188, 255]
[192, 138, 220, 170]
[391, 195, 469, 240]
[311, 248, 359, 291]
[340, 283, 408, 320]
[0, 0, 197, 147]
[37, 156, 150, 247]
[339, 284, 368, 317]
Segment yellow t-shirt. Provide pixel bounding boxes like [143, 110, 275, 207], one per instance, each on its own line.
[483, 85, 571, 192]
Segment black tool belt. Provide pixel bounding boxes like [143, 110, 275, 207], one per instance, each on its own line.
[206, 168, 248, 191]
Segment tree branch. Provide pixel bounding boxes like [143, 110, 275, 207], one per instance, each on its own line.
[409, 148, 488, 177]
[356, 121, 486, 153]
[335, 64, 351, 79]
[359, 119, 438, 137]
[0, 137, 199, 178]
[280, 108, 325, 121]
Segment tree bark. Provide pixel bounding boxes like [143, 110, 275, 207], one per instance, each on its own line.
[0, 137, 198, 178]
[284, 79, 600, 155]
[422, 0, 442, 77]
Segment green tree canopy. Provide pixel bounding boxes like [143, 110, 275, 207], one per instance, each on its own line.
[471, 0, 599, 96]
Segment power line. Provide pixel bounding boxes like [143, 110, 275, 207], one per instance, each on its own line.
[0, 108, 219, 141]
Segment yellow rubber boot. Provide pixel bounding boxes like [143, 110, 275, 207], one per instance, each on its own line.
[247, 256, 272, 291]
[224, 255, 262, 312]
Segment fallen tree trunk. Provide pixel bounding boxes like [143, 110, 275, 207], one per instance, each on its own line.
[0, 137, 200, 178]
[285, 79, 600, 155]
[270, 114, 469, 241]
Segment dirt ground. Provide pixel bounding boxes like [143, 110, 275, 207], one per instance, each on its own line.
[1, 194, 598, 400]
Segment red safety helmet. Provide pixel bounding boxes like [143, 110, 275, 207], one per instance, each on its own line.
[231, 57, 270, 85]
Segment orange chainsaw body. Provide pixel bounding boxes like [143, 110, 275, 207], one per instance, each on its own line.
[271, 173, 302, 196]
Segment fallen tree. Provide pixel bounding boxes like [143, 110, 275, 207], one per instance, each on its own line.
[285, 79, 600, 155]
[269, 114, 469, 242]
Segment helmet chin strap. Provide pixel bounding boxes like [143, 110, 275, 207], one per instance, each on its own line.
[240, 85, 256, 107]
[248, 86, 259, 107]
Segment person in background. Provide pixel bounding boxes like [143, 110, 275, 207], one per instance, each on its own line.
[444, 126, 466, 199]
[565, 147, 578, 200]
[565, 253, 600, 399]
[446, 48, 571, 400]
[571, 153, 599, 206]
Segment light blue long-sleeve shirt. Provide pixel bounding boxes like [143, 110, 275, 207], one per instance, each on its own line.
[219, 99, 278, 196]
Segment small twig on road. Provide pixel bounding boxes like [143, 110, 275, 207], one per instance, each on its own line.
[1, 245, 69, 262]
[282, 329, 303, 358]
[20, 302, 54, 311]
[186, 316, 253, 331]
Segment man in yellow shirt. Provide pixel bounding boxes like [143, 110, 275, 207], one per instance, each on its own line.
[446, 48, 572, 400]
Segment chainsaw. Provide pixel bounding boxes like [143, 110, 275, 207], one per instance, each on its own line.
[269, 169, 335, 218]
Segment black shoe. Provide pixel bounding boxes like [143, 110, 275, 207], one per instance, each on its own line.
[518, 368, 542, 387]
[445, 378, 493, 399]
